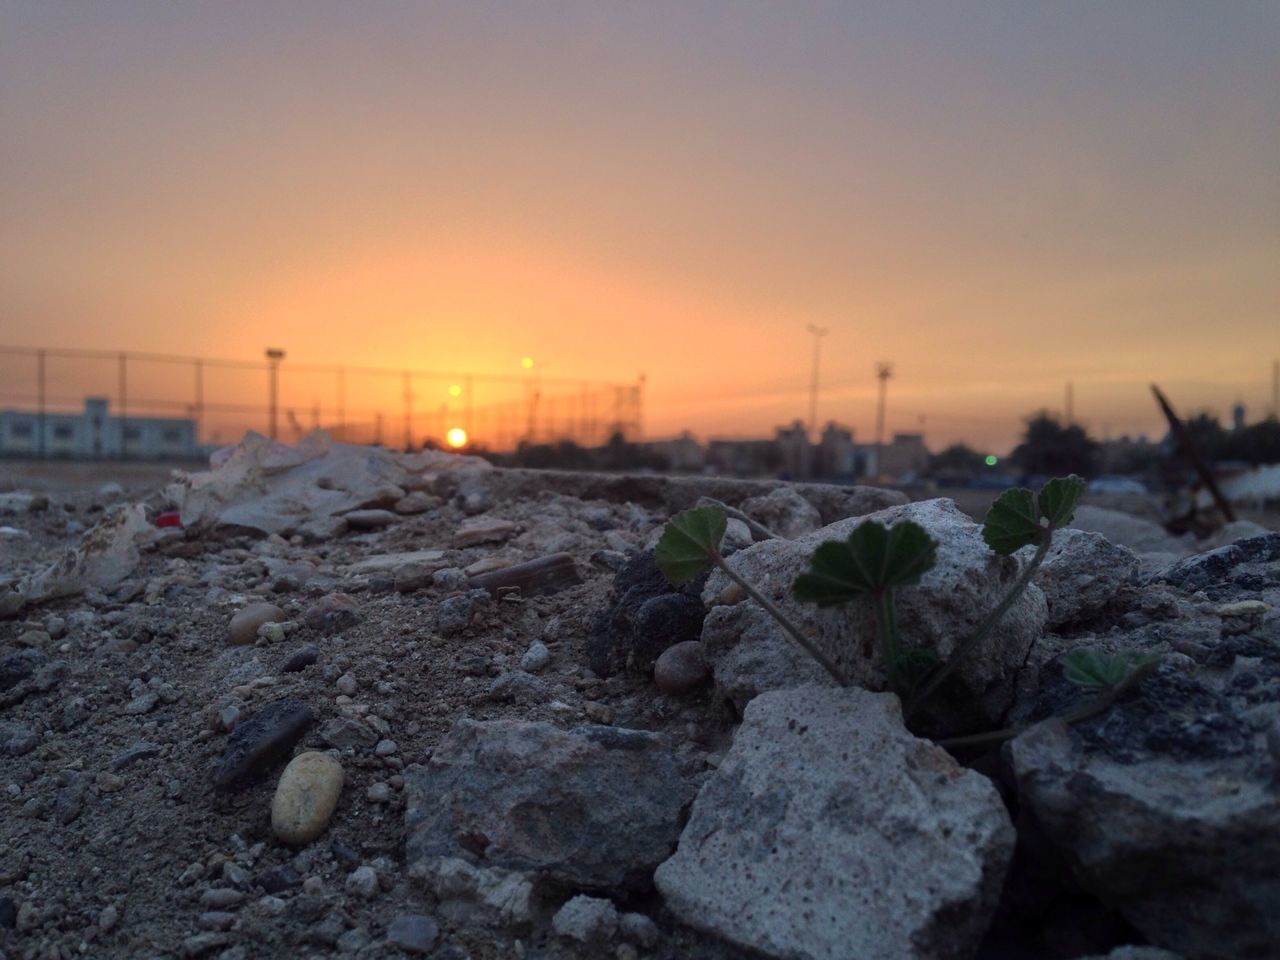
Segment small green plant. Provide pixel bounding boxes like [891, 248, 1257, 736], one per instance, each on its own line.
[792, 519, 938, 698]
[655, 475, 1160, 745]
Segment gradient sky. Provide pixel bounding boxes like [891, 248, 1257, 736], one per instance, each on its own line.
[2, 1, 1277, 452]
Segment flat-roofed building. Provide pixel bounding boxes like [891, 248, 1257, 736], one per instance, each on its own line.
[0, 397, 197, 459]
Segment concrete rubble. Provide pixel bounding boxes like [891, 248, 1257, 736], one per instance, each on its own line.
[0, 432, 1275, 959]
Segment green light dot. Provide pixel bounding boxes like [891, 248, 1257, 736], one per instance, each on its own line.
[985, 455, 999, 466]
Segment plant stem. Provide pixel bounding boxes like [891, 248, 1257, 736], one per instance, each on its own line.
[697, 496, 780, 541]
[713, 554, 850, 687]
[874, 589, 902, 697]
[905, 536, 1052, 720]
[935, 660, 1158, 750]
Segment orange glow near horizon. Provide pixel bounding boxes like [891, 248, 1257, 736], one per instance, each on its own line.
[446, 427, 468, 449]
[1, 5, 1276, 454]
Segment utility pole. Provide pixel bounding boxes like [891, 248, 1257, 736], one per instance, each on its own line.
[1273, 359, 1279, 420]
[1065, 381, 1074, 426]
[875, 362, 893, 479]
[265, 348, 286, 440]
[806, 325, 829, 441]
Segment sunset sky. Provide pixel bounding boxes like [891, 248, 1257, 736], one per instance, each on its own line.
[2, 2, 1277, 452]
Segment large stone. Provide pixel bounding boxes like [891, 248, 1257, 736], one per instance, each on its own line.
[272, 751, 345, 845]
[1034, 529, 1140, 628]
[404, 720, 689, 892]
[1011, 714, 1280, 960]
[654, 686, 1014, 960]
[702, 498, 1047, 735]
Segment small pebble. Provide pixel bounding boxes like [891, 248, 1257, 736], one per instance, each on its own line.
[366, 782, 392, 804]
[654, 641, 710, 696]
[374, 739, 397, 757]
[385, 914, 440, 955]
[336, 673, 358, 696]
[345, 865, 379, 899]
[227, 603, 286, 647]
[271, 751, 345, 845]
[520, 641, 551, 673]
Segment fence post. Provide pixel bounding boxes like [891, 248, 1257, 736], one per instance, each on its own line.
[118, 352, 128, 459]
[36, 349, 46, 458]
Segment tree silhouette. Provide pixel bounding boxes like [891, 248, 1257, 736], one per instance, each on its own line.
[1011, 412, 1099, 477]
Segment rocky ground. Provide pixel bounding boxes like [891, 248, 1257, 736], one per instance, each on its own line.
[1, 434, 1277, 960]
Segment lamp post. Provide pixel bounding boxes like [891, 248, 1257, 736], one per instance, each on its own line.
[875, 362, 893, 479]
[806, 325, 829, 441]
[265, 348, 286, 440]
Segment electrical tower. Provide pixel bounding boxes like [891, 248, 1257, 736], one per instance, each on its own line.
[806, 325, 829, 441]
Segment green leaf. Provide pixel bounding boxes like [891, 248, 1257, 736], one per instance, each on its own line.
[656, 507, 727, 584]
[1062, 648, 1161, 689]
[794, 520, 937, 606]
[1038, 475, 1086, 528]
[982, 488, 1041, 556]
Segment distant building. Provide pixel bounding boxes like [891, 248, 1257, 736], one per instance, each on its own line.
[874, 433, 930, 480]
[0, 397, 198, 459]
[774, 420, 812, 478]
[817, 422, 859, 479]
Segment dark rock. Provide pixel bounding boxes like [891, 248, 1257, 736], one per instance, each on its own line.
[436, 593, 479, 637]
[1155, 533, 1280, 599]
[1, 648, 65, 709]
[587, 551, 707, 677]
[385, 913, 440, 954]
[110, 741, 162, 770]
[304, 593, 360, 633]
[0, 721, 38, 756]
[468, 553, 582, 598]
[280, 644, 320, 673]
[55, 771, 89, 825]
[255, 864, 302, 894]
[213, 698, 314, 791]
[405, 719, 689, 892]
[319, 716, 377, 750]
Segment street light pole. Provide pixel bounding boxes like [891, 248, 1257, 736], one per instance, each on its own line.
[806, 325, 829, 442]
[265, 348, 286, 440]
[875, 362, 893, 479]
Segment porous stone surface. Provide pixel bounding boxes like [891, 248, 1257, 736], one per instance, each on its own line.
[740, 486, 825, 538]
[553, 895, 619, 945]
[1153, 532, 1280, 598]
[1034, 528, 1140, 628]
[654, 685, 1015, 960]
[1012, 710, 1280, 960]
[702, 498, 1047, 735]
[271, 751, 345, 845]
[404, 719, 689, 892]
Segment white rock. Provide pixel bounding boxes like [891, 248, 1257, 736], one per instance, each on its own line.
[1034, 528, 1139, 627]
[741, 487, 824, 539]
[345, 865, 379, 899]
[655, 685, 1014, 960]
[553, 895, 619, 945]
[519, 641, 551, 673]
[702, 498, 1046, 734]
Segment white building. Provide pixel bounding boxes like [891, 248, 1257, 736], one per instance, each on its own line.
[0, 397, 198, 459]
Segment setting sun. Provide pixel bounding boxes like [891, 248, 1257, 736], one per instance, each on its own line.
[446, 427, 468, 448]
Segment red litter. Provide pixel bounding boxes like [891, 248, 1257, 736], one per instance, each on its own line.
[156, 511, 182, 528]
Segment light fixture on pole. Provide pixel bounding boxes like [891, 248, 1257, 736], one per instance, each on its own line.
[265, 348, 286, 440]
[806, 325, 829, 442]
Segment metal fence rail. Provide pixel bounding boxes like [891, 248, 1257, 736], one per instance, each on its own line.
[0, 345, 644, 457]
